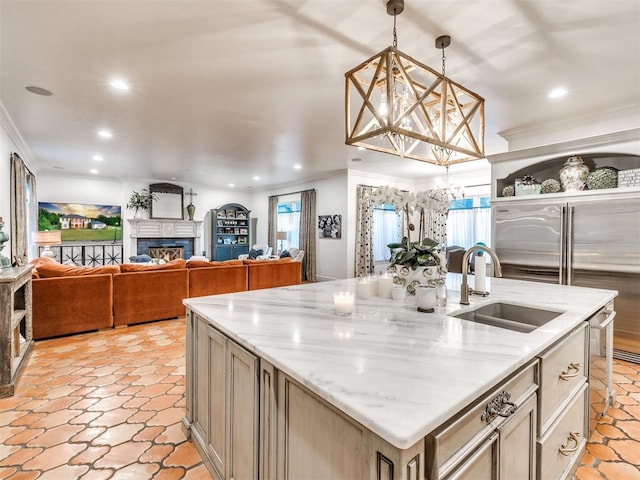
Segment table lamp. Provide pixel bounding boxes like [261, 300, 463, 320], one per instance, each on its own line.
[34, 230, 61, 259]
[276, 231, 287, 254]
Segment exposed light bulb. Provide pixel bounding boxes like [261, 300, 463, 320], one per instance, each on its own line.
[110, 78, 130, 91]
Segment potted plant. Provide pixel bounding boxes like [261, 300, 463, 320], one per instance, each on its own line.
[387, 236, 447, 294]
[126, 189, 156, 218]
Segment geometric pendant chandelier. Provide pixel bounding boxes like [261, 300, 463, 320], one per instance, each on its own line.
[345, 0, 485, 168]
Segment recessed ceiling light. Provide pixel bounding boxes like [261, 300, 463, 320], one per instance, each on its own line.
[548, 87, 567, 99]
[228, 183, 235, 188]
[357, 146, 365, 151]
[90, 169, 99, 174]
[25, 85, 53, 96]
[351, 158, 363, 162]
[171, 177, 176, 180]
[93, 155, 103, 162]
[98, 129, 113, 139]
[109, 78, 130, 91]
[293, 164, 302, 170]
[252, 176, 260, 181]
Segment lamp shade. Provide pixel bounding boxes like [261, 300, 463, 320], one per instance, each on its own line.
[276, 231, 288, 241]
[33, 230, 61, 246]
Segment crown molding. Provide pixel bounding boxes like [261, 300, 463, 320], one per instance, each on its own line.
[487, 128, 640, 164]
[0, 98, 38, 173]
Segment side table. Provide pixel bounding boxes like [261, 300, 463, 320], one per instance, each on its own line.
[0, 265, 34, 397]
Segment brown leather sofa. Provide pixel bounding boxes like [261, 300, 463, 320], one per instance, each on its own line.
[31, 257, 301, 340]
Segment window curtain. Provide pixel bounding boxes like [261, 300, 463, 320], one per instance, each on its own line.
[424, 210, 447, 246]
[10, 153, 34, 265]
[299, 189, 316, 282]
[355, 185, 375, 277]
[268, 195, 278, 250]
[26, 171, 38, 259]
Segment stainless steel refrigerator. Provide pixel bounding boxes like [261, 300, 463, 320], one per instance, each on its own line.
[493, 192, 640, 362]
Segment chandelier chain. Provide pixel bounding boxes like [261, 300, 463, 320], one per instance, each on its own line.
[392, 11, 398, 48]
[441, 47, 446, 76]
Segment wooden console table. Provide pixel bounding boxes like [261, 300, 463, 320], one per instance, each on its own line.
[0, 266, 34, 398]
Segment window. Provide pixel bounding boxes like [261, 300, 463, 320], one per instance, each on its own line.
[446, 196, 491, 249]
[373, 204, 401, 262]
[277, 200, 300, 251]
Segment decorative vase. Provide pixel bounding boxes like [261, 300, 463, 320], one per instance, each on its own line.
[134, 209, 143, 219]
[186, 203, 195, 221]
[559, 156, 589, 192]
[393, 264, 446, 295]
[586, 167, 618, 190]
[0, 221, 9, 267]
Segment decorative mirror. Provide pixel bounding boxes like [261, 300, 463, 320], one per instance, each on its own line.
[149, 183, 184, 219]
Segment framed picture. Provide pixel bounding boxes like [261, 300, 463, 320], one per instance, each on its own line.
[239, 228, 248, 235]
[236, 212, 247, 220]
[318, 214, 342, 239]
[238, 237, 247, 244]
[217, 220, 223, 227]
[226, 209, 236, 218]
[223, 238, 231, 244]
[38, 202, 122, 242]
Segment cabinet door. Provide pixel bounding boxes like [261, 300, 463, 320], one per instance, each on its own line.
[447, 433, 498, 480]
[226, 341, 259, 480]
[499, 393, 536, 480]
[192, 317, 211, 443]
[206, 325, 228, 478]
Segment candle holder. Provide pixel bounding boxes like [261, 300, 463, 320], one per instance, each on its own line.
[333, 291, 355, 316]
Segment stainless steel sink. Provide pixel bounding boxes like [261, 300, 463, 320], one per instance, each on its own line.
[451, 302, 563, 333]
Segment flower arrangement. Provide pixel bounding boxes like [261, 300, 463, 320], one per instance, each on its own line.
[368, 185, 449, 288]
[368, 185, 449, 246]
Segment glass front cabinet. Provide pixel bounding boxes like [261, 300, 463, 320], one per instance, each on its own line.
[211, 203, 251, 261]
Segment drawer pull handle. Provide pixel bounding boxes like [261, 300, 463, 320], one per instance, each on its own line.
[559, 362, 581, 381]
[559, 431, 581, 456]
[481, 391, 517, 423]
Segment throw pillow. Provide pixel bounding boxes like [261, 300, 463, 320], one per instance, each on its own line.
[280, 250, 291, 258]
[248, 248, 264, 260]
[129, 254, 152, 263]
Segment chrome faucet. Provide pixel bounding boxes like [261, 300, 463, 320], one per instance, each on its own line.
[460, 245, 503, 305]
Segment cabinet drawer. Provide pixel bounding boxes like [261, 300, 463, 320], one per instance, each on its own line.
[537, 383, 587, 480]
[426, 360, 537, 478]
[538, 323, 587, 434]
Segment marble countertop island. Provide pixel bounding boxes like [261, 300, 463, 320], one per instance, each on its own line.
[183, 274, 616, 449]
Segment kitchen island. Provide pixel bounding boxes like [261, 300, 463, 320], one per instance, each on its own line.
[183, 274, 616, 480]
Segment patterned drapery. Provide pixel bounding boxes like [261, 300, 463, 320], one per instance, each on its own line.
[424, 210, 448, 246]
[355, 185, 375, 277]
[300, 189, 317, 282]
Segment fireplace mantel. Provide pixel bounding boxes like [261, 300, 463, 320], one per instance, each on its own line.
[127, 219, 205, 259]
[128, 219, 203, 239]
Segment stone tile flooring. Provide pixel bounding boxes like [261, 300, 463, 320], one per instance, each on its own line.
[0, 317, 638, 479]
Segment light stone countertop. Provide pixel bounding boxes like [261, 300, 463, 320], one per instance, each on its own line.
[183, 273, 616, 449]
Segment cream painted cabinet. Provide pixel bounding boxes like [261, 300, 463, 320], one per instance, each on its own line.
[185, 313, 258, 480]
[428, 362, 538, 480]
[536, 323, 589, 480]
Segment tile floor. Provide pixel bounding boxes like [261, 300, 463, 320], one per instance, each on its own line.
[0, 317, 638, 479]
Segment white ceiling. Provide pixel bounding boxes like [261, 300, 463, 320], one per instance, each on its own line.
[1, 0, 639, 189]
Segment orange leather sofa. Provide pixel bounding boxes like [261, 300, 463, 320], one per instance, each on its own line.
[32, 273, 114, 339]
[187, 260, 248, 298]
[244, 258, 302, 290]
[31, 257, 301, 340]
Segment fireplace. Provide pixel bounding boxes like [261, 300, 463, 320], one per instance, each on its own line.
[128, 219, 203, 262]
[137, 238, 193, 260]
